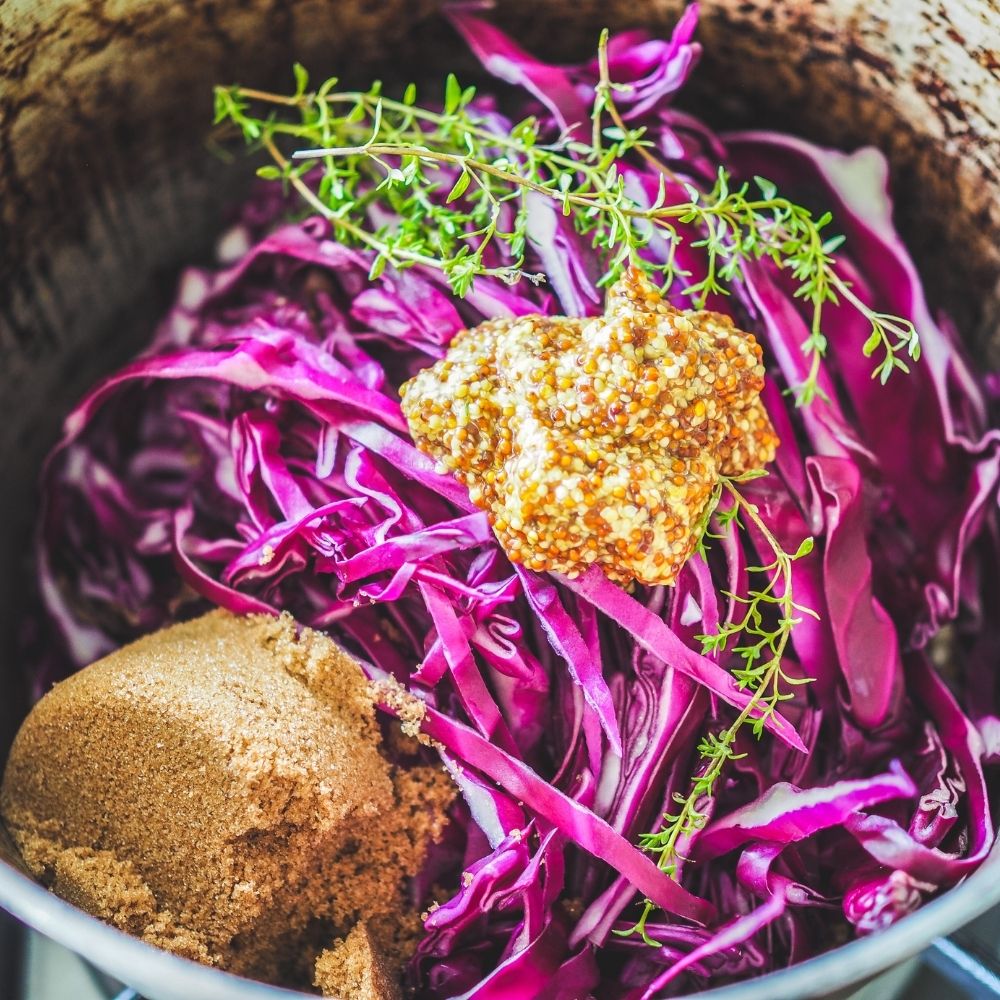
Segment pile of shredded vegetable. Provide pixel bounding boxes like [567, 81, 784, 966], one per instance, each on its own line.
[33, 7, 1000, 998]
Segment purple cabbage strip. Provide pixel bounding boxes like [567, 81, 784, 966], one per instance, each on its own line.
[844, 655, 994, 885]
[516, 566, 622, 755]
[380, 693, 716, 925]
[64, 326, 409, 437]
[693, 763, 918, 861]
[338, 513, 492, 583]
[420, 581, 520, 754]
[583, 3, 701, 120]
[524, 193, 603, 318]
[558, 567, 807, 751]
[446, 11, 589, 132]
[639, 891, 787, 998]
[806, 456, 904, 728]
[172, 506, 278, 616]
[843, 869, 937, 935]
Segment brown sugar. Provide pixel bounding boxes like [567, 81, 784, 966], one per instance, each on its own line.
[401, 266, 778, 586]
[52, 848, 159, 936]
[314, 921, 402, 1000]
[0, 611, 454, 990]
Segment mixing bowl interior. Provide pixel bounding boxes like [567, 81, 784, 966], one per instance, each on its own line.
[2, 0, 1000, 996]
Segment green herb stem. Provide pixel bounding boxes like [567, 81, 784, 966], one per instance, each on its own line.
[620, 479, 815, 945]
[214, 28, 921, 401]
[262, 135, 531, 284]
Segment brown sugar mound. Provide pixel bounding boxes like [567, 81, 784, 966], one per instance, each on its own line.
[315, 921, 401, 1000]
[0, 611, 454, 990]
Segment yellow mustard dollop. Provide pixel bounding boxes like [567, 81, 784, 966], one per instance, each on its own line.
[401, 267, 778, 585]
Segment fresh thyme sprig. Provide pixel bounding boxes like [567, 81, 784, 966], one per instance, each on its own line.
[213, 28, 920, 404]
[620, 478, 817, 945]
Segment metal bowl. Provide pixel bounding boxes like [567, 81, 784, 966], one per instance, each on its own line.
[2, 1, 999, 997]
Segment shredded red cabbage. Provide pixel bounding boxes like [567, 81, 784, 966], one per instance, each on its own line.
[32, 6, 1000, 996]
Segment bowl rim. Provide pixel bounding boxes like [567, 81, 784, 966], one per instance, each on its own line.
[1, 836, 999, 999]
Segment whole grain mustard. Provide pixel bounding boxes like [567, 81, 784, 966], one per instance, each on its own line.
[401, 268, 778, 585]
